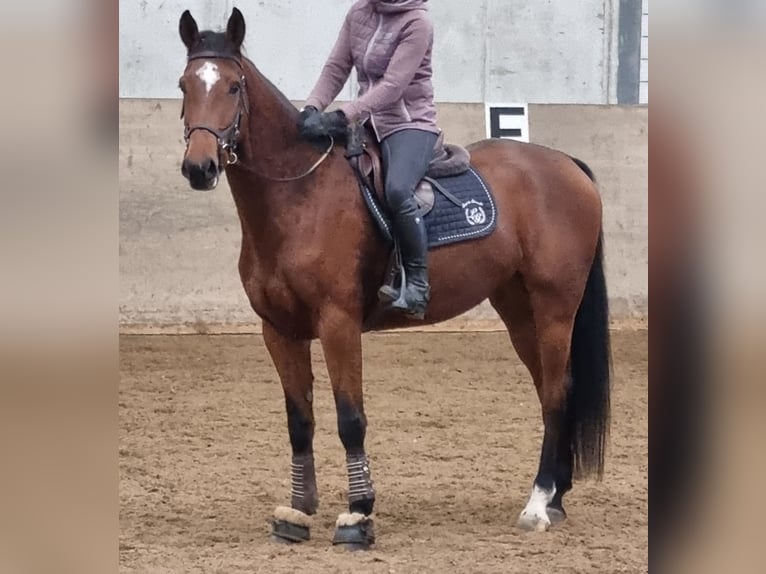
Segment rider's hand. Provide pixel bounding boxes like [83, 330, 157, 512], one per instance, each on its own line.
[298, 106, 323, 140]
[321, 110, 349, 139]
[298, 107, 349, 142]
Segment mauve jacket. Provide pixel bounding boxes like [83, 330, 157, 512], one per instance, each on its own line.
[304, 0, 440, 141]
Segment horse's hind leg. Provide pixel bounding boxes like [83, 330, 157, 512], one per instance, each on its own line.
[490, 276, 542, 387]
[520, 286, 580, 531]
[491, 276, 577, 531]
[262, 321, 317, 543]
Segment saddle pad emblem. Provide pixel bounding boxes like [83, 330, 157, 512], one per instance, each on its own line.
[463, 200, 487, 226]
[358, 167, 498, 249]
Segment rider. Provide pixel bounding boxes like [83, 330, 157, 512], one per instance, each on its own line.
[298, 0, 439, 319]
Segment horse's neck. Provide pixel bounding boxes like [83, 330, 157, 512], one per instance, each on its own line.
[225, 60, 318, 247]
[236, 60, 305, 174]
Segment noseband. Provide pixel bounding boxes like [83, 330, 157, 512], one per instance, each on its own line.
[180, 51, 335, 182]
[181, 52, 249, 166]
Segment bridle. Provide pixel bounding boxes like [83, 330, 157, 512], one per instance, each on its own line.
[181, 51, 335, 181]
[181, 52, 248, 166]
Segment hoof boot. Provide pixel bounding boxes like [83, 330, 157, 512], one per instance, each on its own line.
[271, 520, 310, 543]
[333, 517, 375, 550]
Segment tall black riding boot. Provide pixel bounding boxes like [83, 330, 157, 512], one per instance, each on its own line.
[389, 198, 430, 319]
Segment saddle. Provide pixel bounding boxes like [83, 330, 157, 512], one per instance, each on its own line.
[345, 123, 484, 317]
[346, 124, 472, 226]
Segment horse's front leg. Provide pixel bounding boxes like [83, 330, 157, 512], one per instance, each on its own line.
[262, 321, 318, 544]
[318, 305, 376, 550]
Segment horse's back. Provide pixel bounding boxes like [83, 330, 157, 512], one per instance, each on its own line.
[468, 138, 594, 182]
[466, 137, 600, 215]
[465, 138, 603, 282]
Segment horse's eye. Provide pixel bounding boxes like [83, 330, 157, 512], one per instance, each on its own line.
[178, 80, 186, 94]
[229, 84, 240, 95]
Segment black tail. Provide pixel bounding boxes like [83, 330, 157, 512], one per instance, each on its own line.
[568, 161, 611, 479]
[570, 156, 596, 183]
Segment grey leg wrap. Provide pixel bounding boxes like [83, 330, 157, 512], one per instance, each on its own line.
[290, 452, 318, 514]
[331, 454, 376, 549]
[347, 453, 375, 510]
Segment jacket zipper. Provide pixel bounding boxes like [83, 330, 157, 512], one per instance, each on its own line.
[362, 13, 384, 140]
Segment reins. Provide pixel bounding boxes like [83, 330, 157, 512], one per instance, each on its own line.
[242, 136, 335, 183]
[182, 52, 334, 181]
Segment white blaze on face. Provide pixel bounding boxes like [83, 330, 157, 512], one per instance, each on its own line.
[195, 61, 220, 94]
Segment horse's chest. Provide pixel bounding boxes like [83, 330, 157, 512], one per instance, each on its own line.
[241, 265, 315, 338]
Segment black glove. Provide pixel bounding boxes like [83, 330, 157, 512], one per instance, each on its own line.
[320, 110, 349, 139]
[298, 106, 323, 140]
[298, 107, 349, 141]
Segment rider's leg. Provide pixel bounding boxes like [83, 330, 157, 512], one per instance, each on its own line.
[379, 129, 439, 319]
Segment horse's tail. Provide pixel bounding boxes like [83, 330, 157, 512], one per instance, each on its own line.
[569, 159, 611, 479]
[570, 156, 596, 183]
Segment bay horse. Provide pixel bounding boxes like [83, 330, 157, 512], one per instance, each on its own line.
[177, 8, 610, 548]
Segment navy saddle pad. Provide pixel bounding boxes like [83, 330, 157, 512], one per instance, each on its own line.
[361, 167, 498, 249]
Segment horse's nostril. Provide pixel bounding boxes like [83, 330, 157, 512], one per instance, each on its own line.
[204, 158, 218, 178]
[181, 157, 218, 189]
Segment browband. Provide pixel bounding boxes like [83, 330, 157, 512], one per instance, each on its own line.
[187, 51, 243, 67]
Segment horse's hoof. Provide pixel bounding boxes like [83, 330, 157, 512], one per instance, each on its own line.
[516, 510, 551, 532]
[547, 507, 567, 525]
[271, 520, 310, 543]
[271, 506, 312, 543]
[332, 512, 375, 550]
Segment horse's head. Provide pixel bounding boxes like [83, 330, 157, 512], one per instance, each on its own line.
[178, 8, 248, 191]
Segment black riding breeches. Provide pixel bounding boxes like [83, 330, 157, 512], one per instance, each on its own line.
[381, 129, 439, 212]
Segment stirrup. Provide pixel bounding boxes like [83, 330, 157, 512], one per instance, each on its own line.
[390, 266, 428, 319]
[378, 284, 399, 303]
[391, 297, 427, 320]
[377, 242, 429, 319]
[378, 241, 405, 303]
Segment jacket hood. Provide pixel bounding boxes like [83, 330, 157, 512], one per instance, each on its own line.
[369, 0, 428, 14]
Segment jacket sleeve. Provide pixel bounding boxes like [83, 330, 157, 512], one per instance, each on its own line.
[304, 15, 354, 111]
[340, 17, 432, 122]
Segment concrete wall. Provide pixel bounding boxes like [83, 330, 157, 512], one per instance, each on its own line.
[119, 100, 647, 331]
[119, 0, 619, 104]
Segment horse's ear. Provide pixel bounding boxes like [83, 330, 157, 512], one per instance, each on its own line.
[226, 7, 246, 50]
[179, 10, 199, 50]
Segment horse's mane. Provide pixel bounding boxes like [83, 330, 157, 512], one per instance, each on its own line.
[188, 31, 299, 122]
[241, 55, 300, 122]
